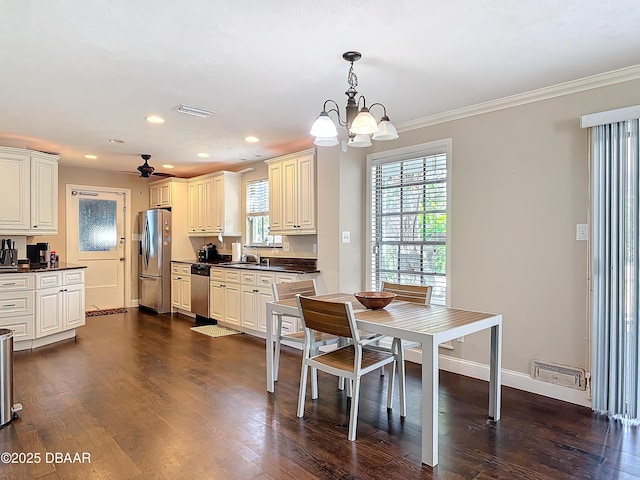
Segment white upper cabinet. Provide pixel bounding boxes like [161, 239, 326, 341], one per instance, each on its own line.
[0, 146, 58, 235]
[149, 178, 188, 209]
[188, 171, 241, 236]
[266, 149, 316, 235]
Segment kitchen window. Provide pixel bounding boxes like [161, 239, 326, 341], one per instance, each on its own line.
[367, 140, 450, 305]
[246, 179, 281, 246]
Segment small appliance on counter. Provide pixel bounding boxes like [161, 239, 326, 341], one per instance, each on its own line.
[26, 242, 50, 267]
[198, 243, 222, 263]
[0, 239, 18, 269]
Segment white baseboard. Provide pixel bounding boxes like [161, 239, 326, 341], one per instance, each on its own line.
[404, 348, 591, 407]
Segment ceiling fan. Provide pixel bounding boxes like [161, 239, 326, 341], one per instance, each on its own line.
[134, 154, 174, 178]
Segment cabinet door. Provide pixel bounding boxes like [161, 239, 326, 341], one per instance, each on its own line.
[30, 155, 58, 232]
[212, 175, 223, 233]
[159, 183, 171, 206]
[256, 286, 274, 333]
[268, 162, 283, 232]
[171, 274, 182, 307]
[35, 287, 63, 337]
[63, 284, 85, 329]
[296, 154, 316, 232]
[187, 182, 199, 233]
[149, 185, 160, 207]
[180, 277, 191, 310]
[210, 282, 225, 321]
[282, 157, 298, 230]
[0, 151, 30, 231]
[240, 286, 257, 329]
[224, 283, 241, 326]
[204, 177, 215, 233]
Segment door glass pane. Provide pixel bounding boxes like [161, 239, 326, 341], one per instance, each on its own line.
[79, 198, 117, 252]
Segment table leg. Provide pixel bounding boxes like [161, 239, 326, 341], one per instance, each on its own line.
[266, 303, 275, 393]
[489, 318, 502, 420]
[421, 339, 438, 467]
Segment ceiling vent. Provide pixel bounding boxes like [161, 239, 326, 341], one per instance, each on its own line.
[176, 104, 214, 118]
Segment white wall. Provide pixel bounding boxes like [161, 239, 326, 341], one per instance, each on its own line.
[315, 76, 640, 403]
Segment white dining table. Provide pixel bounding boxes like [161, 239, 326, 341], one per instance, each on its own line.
[265, 293, 502, 467]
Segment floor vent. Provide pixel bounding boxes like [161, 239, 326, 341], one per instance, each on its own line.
[530, 360, 586, 390]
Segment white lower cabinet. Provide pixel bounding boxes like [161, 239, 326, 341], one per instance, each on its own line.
[208, 266, 311, 334]
[0, 269, 85, 350]
[0, 279, 35, 342]
[170, 263, 191, 311]
[209, 268, 241, 326]
[241, 285, 272, 331]
[35, 271, 85, 339]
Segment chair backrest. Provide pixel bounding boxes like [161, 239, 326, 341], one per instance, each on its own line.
[273, 279, 316, 301]
[381, 282, 432, 304]
[296, 295, 358, 340]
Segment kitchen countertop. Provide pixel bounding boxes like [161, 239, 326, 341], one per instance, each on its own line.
[0, 262, 87, 274]
[171, 258, 319, 274]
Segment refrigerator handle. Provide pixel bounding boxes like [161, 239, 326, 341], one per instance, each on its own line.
[142, 216, 150, 270]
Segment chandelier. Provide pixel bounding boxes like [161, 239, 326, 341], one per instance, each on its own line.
[310, 51, 398, 148]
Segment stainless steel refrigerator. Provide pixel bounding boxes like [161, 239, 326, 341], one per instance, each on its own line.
[138, 208, 172, 313]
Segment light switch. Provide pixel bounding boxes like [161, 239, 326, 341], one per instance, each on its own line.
[576, 224, 588, 241]
[341, 231, 351, 243]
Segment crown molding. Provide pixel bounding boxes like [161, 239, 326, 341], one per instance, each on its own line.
[397, 64, 640, 132]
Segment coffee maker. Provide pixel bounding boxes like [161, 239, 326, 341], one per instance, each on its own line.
[27, 242, 50, 266]
[197, 243, 221, 262]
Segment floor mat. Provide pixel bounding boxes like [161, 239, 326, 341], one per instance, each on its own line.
[85, 308, 128, 317]
[190, 325, 241, 338]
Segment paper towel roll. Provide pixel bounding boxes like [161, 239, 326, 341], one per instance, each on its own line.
[232, 243, 241, 262]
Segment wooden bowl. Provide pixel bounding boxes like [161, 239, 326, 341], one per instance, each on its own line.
[353, 291, 396, 310]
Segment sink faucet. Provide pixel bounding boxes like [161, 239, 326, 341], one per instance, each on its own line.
[245, 247, 261, 264]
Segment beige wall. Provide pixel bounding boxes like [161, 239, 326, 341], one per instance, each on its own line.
[33, 165, 151, 303]
[316, 78, 640, 379]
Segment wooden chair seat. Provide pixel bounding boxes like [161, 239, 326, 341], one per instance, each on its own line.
[310, 345, 395, 372]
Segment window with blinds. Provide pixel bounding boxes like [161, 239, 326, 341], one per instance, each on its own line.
[369, 151, 448, 305]
[246, 179, 281, 246]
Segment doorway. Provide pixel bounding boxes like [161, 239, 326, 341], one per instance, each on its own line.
[66, 185, 131, 310]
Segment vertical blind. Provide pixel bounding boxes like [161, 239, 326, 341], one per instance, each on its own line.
[591, 118, 640, 423]
[370, 153, 447, 304]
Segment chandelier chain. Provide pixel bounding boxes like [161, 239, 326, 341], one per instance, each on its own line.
[347, 63, 358, 90]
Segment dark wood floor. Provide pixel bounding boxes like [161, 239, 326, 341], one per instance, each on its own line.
[1, 309, 638, 479]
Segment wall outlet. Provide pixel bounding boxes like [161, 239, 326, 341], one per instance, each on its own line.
[576, 224, 588, 241]
[283, 242, 290, 252]
[341, 231, 351, 243]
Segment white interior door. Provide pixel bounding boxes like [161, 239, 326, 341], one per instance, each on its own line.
[67, 187, 126, 310]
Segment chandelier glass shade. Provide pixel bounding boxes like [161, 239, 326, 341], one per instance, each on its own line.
[310, 51, 399, 147]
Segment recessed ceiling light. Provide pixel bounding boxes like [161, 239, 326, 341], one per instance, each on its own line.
[245, 136, 260, 143]
[197, 153, 210, 158]
[84, 154, 98, 159]
[162, 164, 174, 169]
[146, 115, 165, 124]
[108, 138, 125, 144]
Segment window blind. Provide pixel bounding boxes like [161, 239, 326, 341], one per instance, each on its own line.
[246, 179, 269, 215]
[370, 153, 447, 304]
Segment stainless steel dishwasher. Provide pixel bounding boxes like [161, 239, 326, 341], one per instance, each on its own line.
[190, 263, 213, 324]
